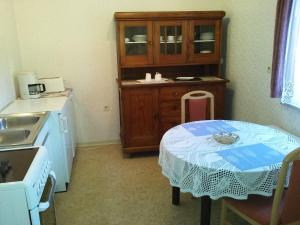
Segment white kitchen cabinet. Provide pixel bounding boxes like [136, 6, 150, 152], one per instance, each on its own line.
[35, 113, 67, 192]
[57, 94, 76, 183]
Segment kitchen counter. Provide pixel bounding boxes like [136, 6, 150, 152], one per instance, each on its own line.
[1, 97, 68, 114]
[0, 89, 73, 115]
[120, 76, 228, 88]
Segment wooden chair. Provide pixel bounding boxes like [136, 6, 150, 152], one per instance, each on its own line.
[220, 147, 300, 225]
[181, 90, 214, 123]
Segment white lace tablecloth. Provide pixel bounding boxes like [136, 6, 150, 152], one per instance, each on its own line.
[159, 120, 300, 200]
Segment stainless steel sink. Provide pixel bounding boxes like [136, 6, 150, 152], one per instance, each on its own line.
[0, 116, 40, 129]
[0, 129, 31, 145]
[0, 112, 49, 148]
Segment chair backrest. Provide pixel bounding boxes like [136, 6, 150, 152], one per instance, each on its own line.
[270, 147, 300, 225]
[181, 90, 214, 123]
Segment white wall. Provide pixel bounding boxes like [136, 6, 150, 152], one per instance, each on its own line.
[0, 0, 20, 111]
[12, 0, 299, 143]
[223, 0, 300, 136]
[12, 0, 223, 144]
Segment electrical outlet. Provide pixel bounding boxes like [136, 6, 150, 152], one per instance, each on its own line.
[103, 105, 110, 112]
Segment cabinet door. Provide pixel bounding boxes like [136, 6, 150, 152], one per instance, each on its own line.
[35, 114, 67, 192]
[122, 87, 159, 148]
[59, 108, 73, 183]
[154, 21, 188, 64]
[188, 20, 221, 64]
[119, 21, 153, 66]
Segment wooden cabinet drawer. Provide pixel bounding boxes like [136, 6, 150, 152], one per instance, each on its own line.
[160, 86, 188, 101]
[160, 101, 181, 117]
[160, 116, 181, 137]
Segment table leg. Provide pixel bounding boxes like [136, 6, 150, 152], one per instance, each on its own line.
[200, 196, 211, 225]
[172, 186, 180, 205]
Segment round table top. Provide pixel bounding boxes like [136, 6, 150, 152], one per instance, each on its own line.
[159, 120, 300, 200]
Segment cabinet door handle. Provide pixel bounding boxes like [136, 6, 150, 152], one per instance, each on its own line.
[42, 133, 50, 145]
[60, 116, 68, 133]
[63, 117, 68, 133]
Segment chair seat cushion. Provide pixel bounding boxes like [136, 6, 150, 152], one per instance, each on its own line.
[225, 192, 285, 225]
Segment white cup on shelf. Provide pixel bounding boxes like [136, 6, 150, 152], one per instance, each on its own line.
[145, 73, 152, 81]
[155, 72, 162, 81]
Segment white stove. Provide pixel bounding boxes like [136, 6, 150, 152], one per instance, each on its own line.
[0, 146, 56, 225]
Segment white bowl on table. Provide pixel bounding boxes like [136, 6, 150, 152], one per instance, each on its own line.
[213, 132, 239, 145]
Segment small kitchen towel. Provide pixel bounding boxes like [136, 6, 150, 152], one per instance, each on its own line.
[182, 120, 238, 136]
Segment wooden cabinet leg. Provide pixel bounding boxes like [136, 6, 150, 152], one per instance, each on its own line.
[172, 186, 180, 205]
[122, 152, 131, 158]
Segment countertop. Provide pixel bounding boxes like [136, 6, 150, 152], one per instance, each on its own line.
[1, 97, 68, 114]
[120, 76, 228, 87]
[0, 89, 73, 114]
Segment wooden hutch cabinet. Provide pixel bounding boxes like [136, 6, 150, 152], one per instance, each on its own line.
[115, 11, 227, 155]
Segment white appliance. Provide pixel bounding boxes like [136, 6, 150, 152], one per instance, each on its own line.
[18, 72, 46, 99]
[0, 146, 56, 225]
[39, 77, 65, 93]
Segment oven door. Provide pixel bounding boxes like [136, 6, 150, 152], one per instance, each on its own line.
[31, 171, 57, 225]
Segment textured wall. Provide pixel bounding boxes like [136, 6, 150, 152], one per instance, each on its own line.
[0, 0, 20, 111]
[224, 0, 300, 136]
[12, 0, 223, 144]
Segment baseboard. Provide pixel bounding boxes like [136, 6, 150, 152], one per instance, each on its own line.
[76, 140, 121, 149]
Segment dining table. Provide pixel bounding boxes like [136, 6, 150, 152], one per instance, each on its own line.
[158, 120, 300, 225]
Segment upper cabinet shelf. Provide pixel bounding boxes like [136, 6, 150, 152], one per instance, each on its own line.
[115, 11, 225, 68]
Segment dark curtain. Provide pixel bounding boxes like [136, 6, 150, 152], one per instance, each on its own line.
[271, 0, 294, 98]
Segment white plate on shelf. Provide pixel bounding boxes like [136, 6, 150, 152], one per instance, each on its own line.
[200, 50, 212, 54]
[137, 78, 168, 83]
[176, 76, 194, 80]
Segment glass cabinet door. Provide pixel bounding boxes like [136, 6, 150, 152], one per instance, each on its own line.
[154, 21, 187, 64]
[188, 20, 221, 63]
[119, 21, 153, 66]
